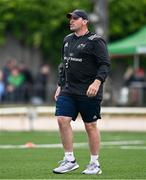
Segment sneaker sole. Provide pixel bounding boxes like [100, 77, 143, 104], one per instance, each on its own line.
[53, 164, 79, 174]
[82, 169, 102, 175]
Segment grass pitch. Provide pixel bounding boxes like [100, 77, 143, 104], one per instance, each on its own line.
[0, 131, 146, 179]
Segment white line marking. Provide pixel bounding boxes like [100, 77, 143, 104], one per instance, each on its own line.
[120, 146, 146, 150]
[0, 140, 145, 149]
[101, 140, 145, 145]
[0, 142, 87, 149]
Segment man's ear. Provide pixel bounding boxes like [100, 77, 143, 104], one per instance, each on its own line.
[83, 19, 88, 25]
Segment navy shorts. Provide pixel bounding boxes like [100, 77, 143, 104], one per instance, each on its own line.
[55, 95, 101, 123]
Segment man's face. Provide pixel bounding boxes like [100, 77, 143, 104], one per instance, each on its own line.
[69, 16, 84, 31]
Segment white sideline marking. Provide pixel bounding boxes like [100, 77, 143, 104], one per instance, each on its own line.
[0, 143, 87, 149]
[120, 146, 146, 150]
[101, 140, 145, 145]
[0, 140, 145, 149]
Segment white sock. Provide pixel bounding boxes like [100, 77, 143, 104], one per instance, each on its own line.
[90, 155, 99, 165]
[65, 152, 75, 162]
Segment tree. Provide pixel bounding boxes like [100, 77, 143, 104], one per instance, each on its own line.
[0, 0, 92, 65]
[109, 0, 146, 41]
[1, 0, 146, 65]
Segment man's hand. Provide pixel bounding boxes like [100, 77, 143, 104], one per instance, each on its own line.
[54, 86, 61, 101]
[86, 79, 101, 97]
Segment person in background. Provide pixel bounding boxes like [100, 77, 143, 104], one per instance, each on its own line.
[5, 66, 25, 102]
[2, 58, 17, 85]
[18, 61, 34, 102]
[0, 70, 5, 101]
[53, 9, 110, 175]
[33, 64, 50, 103]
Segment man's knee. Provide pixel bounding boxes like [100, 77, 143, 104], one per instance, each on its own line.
[85, 122, 97, 132]
[57, 116, 71, 127]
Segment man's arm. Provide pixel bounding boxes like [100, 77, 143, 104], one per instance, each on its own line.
[94, 38, 111, 83]
[86, 37, 110, 97]
[57, 62, 65, 87]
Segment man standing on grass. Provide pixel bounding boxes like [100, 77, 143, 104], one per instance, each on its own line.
[53, 9, 110, 175]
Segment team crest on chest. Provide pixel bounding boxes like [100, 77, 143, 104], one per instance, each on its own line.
[77, 43, 86, 49]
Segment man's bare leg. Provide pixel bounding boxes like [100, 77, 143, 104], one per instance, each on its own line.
[84, 121, 100, 156]
[57, 116, 73, 152]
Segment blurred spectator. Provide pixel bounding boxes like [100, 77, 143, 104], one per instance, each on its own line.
[128, 68, 146, 106]
[124, 66, 145, 86]
[0, 70, 5, 101]
[133, 68, 145, 82]
[123, 66, 134, 86]
[1, 60, 51, 104]
[32, 64, 50, 104]
[18, 61, 34, 102]
[118, 67, 146, 106]
[5, 66, 26, 102]
[18, 61, 34, 84]
[2, 58, 17, 85]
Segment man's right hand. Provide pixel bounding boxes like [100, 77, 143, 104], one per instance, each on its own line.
[54, 86, 61, 101]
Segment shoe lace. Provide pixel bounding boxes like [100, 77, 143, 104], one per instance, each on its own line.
[58, 159, 69, 167]
[86, 162, 99, 171]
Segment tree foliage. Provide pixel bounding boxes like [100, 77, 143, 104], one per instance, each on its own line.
[109, 0, 146, 41]
[0, 0, 146, 65]
[0, 0, 92, 65]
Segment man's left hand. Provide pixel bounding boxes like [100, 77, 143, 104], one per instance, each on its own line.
[86, 79, 101, 97]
